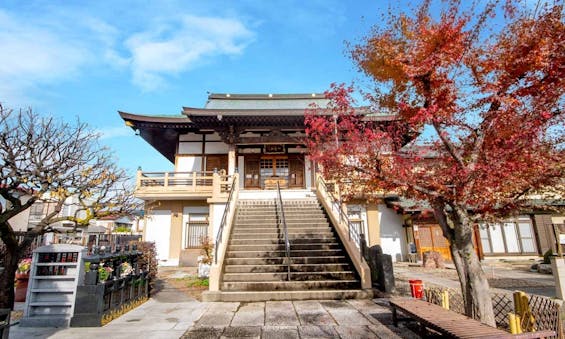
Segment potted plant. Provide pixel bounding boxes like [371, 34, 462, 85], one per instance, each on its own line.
[98, 263, 114, 283]
[197, 237, 213, 279]
[15, 258, 32, 302]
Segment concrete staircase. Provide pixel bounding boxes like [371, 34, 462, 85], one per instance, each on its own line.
[217, 197, 371, 301]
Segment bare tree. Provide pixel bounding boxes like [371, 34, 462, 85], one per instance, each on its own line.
[0, 105, 136, 309]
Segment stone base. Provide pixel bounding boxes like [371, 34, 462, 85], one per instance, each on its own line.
[19, 317, 69, 328]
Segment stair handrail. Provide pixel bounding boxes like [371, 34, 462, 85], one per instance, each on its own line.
[214, 174, 238, 264]
[316, 175, 366, 262]
[275, 182, 291, 281]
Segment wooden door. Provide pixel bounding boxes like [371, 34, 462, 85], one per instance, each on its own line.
[260, 156, 289, 189]
[416, 225, 452, 262]
[205, 155, 228, 173]
[244, 157, 260, 188]
[288, 156, 304, 188]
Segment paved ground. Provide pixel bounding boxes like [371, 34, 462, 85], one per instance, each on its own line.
[181, 299, 417, 339]
[8, 268, 418, 339]
[7, 259, 558, 338]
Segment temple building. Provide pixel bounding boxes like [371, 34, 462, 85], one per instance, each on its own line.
[120, 92, 561, 300]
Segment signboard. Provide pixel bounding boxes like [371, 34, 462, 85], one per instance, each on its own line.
[264, 144, 285, 154]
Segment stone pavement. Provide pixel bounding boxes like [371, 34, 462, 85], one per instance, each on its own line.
[9, 274, 418, 339]
[181, 299, 418, 339]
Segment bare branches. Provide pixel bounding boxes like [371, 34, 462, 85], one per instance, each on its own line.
[0, 105, 135, 249]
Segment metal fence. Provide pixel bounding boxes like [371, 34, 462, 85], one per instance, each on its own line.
[425, 287, 562, 338]
[184, 221, 208, 248]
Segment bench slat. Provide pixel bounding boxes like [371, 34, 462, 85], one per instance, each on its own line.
[390, 297, 556, 339]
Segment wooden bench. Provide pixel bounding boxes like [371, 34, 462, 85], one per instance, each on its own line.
[390, 297, 556, 339]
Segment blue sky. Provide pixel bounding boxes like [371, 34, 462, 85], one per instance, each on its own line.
[0, 0, 396, 177]
[0, 1, 540, 178]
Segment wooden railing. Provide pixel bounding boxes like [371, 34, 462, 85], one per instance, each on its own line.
[135, 170, 231, 198]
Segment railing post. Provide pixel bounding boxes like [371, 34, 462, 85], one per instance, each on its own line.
[136, 168, 142, 189]
[164, 172, 169, 187]
[192, 172, 197, 191]
[212, 172, 221, 198]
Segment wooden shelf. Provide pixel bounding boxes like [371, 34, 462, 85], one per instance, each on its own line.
[35, 263, 78, 266]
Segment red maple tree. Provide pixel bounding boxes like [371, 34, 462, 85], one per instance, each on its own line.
[306, 0, 564, 326]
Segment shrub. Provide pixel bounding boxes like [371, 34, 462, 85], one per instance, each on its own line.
[137, 241, 158, 293]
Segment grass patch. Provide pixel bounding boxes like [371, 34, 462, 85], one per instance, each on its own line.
[176, 275, 209, 288]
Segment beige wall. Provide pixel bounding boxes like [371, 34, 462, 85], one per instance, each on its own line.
[146, 200, 208, 262]
[366, 203, 380, 246]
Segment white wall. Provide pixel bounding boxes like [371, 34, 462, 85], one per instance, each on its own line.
[181, 206, 210, 249]
[211, 203, 227, 243]
[178, 142, 202, 154]
[1, 195, 32, 231]
[176, 156, 202, 172]
[145, 210, 172, 264]
[205, 142, 229, 154]
[378, 204, 407, 262]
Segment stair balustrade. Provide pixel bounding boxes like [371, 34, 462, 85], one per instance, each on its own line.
[214, 174, 239, 264]
[316, 175, 366, 262]
[275, 182, 291, 281]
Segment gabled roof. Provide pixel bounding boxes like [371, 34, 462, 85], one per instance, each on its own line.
[118, 93, 402, 163]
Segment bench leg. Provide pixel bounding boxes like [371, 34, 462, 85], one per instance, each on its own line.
[392, 306, 398, 327]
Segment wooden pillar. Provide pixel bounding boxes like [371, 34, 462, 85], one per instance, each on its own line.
[228, 144, 236, 175]
[366, 203, 381, 246]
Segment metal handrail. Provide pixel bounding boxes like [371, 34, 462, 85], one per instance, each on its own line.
[214, 175, 238, 264]
[275, 182, 291, 281]
[317, 176, 366, 262]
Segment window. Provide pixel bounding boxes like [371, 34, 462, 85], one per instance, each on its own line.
[479, 217, 537, 255]
[184, 214, 208, 248]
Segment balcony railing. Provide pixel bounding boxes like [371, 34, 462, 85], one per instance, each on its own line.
[135, 170, 232, 199]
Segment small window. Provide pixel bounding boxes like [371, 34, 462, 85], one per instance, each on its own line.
[184, 214, 208, 249]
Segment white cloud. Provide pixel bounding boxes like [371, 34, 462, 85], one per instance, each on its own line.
[0, 10, 90, 104]
[125, 15, 254, 91]
[96, 126, 136, 140]
[0, 7, 255, 100]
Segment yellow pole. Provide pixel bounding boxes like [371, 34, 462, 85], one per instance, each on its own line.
[509, 313, 518, 334]
[441, 290, 450, 310]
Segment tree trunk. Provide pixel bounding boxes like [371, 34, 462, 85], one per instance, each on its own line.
[452, 206, 495, 327]
[433, 202, 495, 327]
[0, 246, 19, 309]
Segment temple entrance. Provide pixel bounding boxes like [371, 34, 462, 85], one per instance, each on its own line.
[244, 154, 304, 189]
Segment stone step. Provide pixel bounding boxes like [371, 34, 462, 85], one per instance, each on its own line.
[235, 216, 327, 222]
[230, 232, 335, 239]
[221, 280, 360, 291]
[229, 237, 337, 245]
[202, 289, 373, 302]
[225, 256, 348, 266]
[227, 243, 340, 251]
[232, 224, 330, 230]
[224, 263, 353, 273]
[226, 249, 344, 258]
[222, 271, 357, 282]
[238, 209, 322, 214]
[232, 226, 331, 234]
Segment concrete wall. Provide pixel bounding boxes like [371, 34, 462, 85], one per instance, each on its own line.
[145, 200, 208, 266]
[378, 204, 407, 262]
